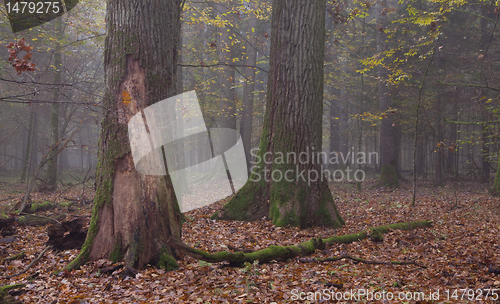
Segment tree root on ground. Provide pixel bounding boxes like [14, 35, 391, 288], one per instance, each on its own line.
[167, 220, 432, 266]
[298, 253, 427, 268]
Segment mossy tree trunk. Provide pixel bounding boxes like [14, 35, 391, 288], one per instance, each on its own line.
[212, 0, 344, 229]
[67, 0, 183, 271]
[376, 0, 399, 187]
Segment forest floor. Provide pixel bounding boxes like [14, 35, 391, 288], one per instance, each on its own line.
[1, 176, 500, 303]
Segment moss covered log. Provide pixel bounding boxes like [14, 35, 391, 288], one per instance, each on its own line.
[0, 284, 24, 304]
[168, 220, 432, 265]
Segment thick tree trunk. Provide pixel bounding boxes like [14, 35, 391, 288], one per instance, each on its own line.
[491, 158, 500, 196]
[376, 0, 399, 187]
[213, 0, 344, 229]
[67, 0, 182, 271]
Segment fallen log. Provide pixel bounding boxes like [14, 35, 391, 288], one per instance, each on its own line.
[0, 284, 25, 304]
[0, 251, 25, 263]
[16, 214, 66, 227]
[167, 220, 432, 265]
[23, 201, 55, 214]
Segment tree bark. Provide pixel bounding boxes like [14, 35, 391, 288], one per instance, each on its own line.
[67, 0, 183, 271]
[20, 105, 37, 183]
[213, 0, 344, 229]
[376, 0, 399, 187]
[434, 93, 443, 186]
[45, 19, 63, 190]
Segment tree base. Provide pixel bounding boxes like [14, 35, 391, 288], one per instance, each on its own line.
[379, 165, 399, 188]
[213, 179, 344, 229]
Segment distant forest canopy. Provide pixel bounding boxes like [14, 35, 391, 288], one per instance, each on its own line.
[1, 0, 499, 188]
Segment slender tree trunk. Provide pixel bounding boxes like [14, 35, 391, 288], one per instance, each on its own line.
[481, 124, 490, 183]
[45, 19, 63, 190]
[434, 94, 443, 186]
[447, 92, 458, 179]
[20, 105, 36, 183]
[216, 2, 236, 131]
[213, 0, 344, 229]
[240, 6, 258, 174]
[376, 0, 398, 187]
[329, 89, 341, 170]
[67, 0, 183, 271]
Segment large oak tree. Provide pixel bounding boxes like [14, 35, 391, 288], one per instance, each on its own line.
[213, 0, 344, 228]
[68, 0, 183, 270]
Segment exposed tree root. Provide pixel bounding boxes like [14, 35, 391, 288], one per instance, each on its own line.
[298, 253, 427, 268]
[2, 246, 52, 279]
[168, 235, 324, 265]
[323, 220, 432, 245]
[167, 220, 432, 265]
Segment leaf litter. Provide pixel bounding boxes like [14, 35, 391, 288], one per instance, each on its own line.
[1, 179, 499, 303]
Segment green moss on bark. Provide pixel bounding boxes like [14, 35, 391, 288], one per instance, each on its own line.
[66, 118, 129, 270]
[210, 179, 266, 221]
[29, 201, 55, 213]
[157, 248, 178, 271]
[109, 238, 123, 263]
